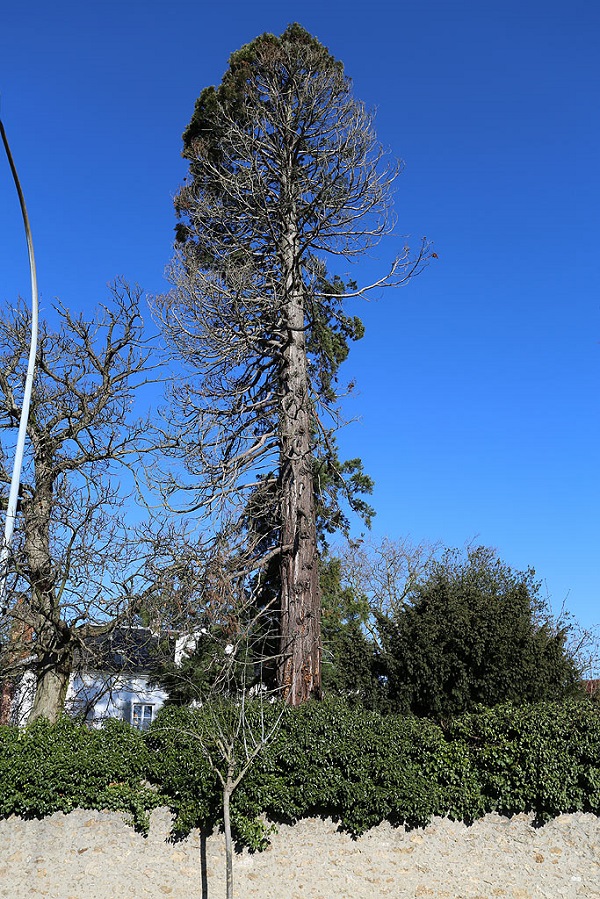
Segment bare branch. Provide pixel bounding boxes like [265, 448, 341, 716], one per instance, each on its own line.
[0, 280, 161, 723]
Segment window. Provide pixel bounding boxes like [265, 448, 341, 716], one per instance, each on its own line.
[131, 703, 153, 731]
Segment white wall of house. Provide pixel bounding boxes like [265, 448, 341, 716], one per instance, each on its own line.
[10, 670, 168, 730]
[10, 668, 36, 726]
[9, 629, 202, 727]
[65, 671, 168, 730]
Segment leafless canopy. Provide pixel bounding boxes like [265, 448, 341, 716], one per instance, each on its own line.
[0, 280, 158, 722]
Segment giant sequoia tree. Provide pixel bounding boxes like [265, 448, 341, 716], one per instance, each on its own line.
[157, 25, 426, 704]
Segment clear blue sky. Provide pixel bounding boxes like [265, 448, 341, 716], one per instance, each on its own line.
[1, 0, 598, 632]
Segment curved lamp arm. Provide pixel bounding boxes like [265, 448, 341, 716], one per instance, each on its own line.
[0, 118, 39, 610]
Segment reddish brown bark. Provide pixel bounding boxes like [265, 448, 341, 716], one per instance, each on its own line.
[276, 209, 322, 705]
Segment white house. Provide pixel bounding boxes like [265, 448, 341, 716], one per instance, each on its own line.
[9, 626, 197, 730]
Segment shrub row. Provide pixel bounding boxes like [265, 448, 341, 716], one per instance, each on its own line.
[1, 699, 599, 846]
[0, 717, 162, 833]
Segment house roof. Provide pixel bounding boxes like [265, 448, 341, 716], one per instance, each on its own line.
[79, 626, 173, 674]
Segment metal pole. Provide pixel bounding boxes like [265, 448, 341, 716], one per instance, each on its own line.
[0, 118, 39, 610]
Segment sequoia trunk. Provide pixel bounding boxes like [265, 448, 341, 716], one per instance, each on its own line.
[277, 208, 321, 704]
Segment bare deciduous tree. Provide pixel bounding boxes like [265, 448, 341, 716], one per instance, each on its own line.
[148, 535, 288, 899]
[156, 24, 429, 705]
[0, 280, 157, 722]
[336, 535, 442, 638]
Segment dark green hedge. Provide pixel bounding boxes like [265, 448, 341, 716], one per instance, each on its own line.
[0, 716, 162, 832]
[1, 699, 599, 847]
[147, 698, 600, 847]
[446, 700, 600, 823]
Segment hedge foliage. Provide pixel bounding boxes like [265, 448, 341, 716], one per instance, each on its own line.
[1, 699, 599, 847]
[0, 716, 162, 833]
[446, 700, 600, 823]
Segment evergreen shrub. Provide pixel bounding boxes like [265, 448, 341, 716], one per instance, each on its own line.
[446, 699, 600, 823]
[145, 704, 222, 839]
[0, 716, 161, 832]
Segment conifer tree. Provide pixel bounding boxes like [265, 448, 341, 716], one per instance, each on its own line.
[157, 25, 427, 704]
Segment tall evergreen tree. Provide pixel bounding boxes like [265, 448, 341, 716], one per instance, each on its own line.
[157, 25, 427, 704]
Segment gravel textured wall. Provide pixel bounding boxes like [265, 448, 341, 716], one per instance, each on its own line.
[0, 807, 598, 898]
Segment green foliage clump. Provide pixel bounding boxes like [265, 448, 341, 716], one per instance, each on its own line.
[147, 699, 465, 844]
[447, 699, 600, 823]
[378, 548, 580, 719]
[145, 704, 221, 839]
[248, 699, 467, 834]
[156, 698, 600, 844]
[0, 716, 161, 833]
[243, 699, 600, 839]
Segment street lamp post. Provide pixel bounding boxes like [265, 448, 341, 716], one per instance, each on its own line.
[0, 117, 39, 611]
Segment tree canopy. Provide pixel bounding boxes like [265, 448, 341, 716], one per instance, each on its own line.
[377, 547, 581, 719]
[0, 282, 155, 722]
